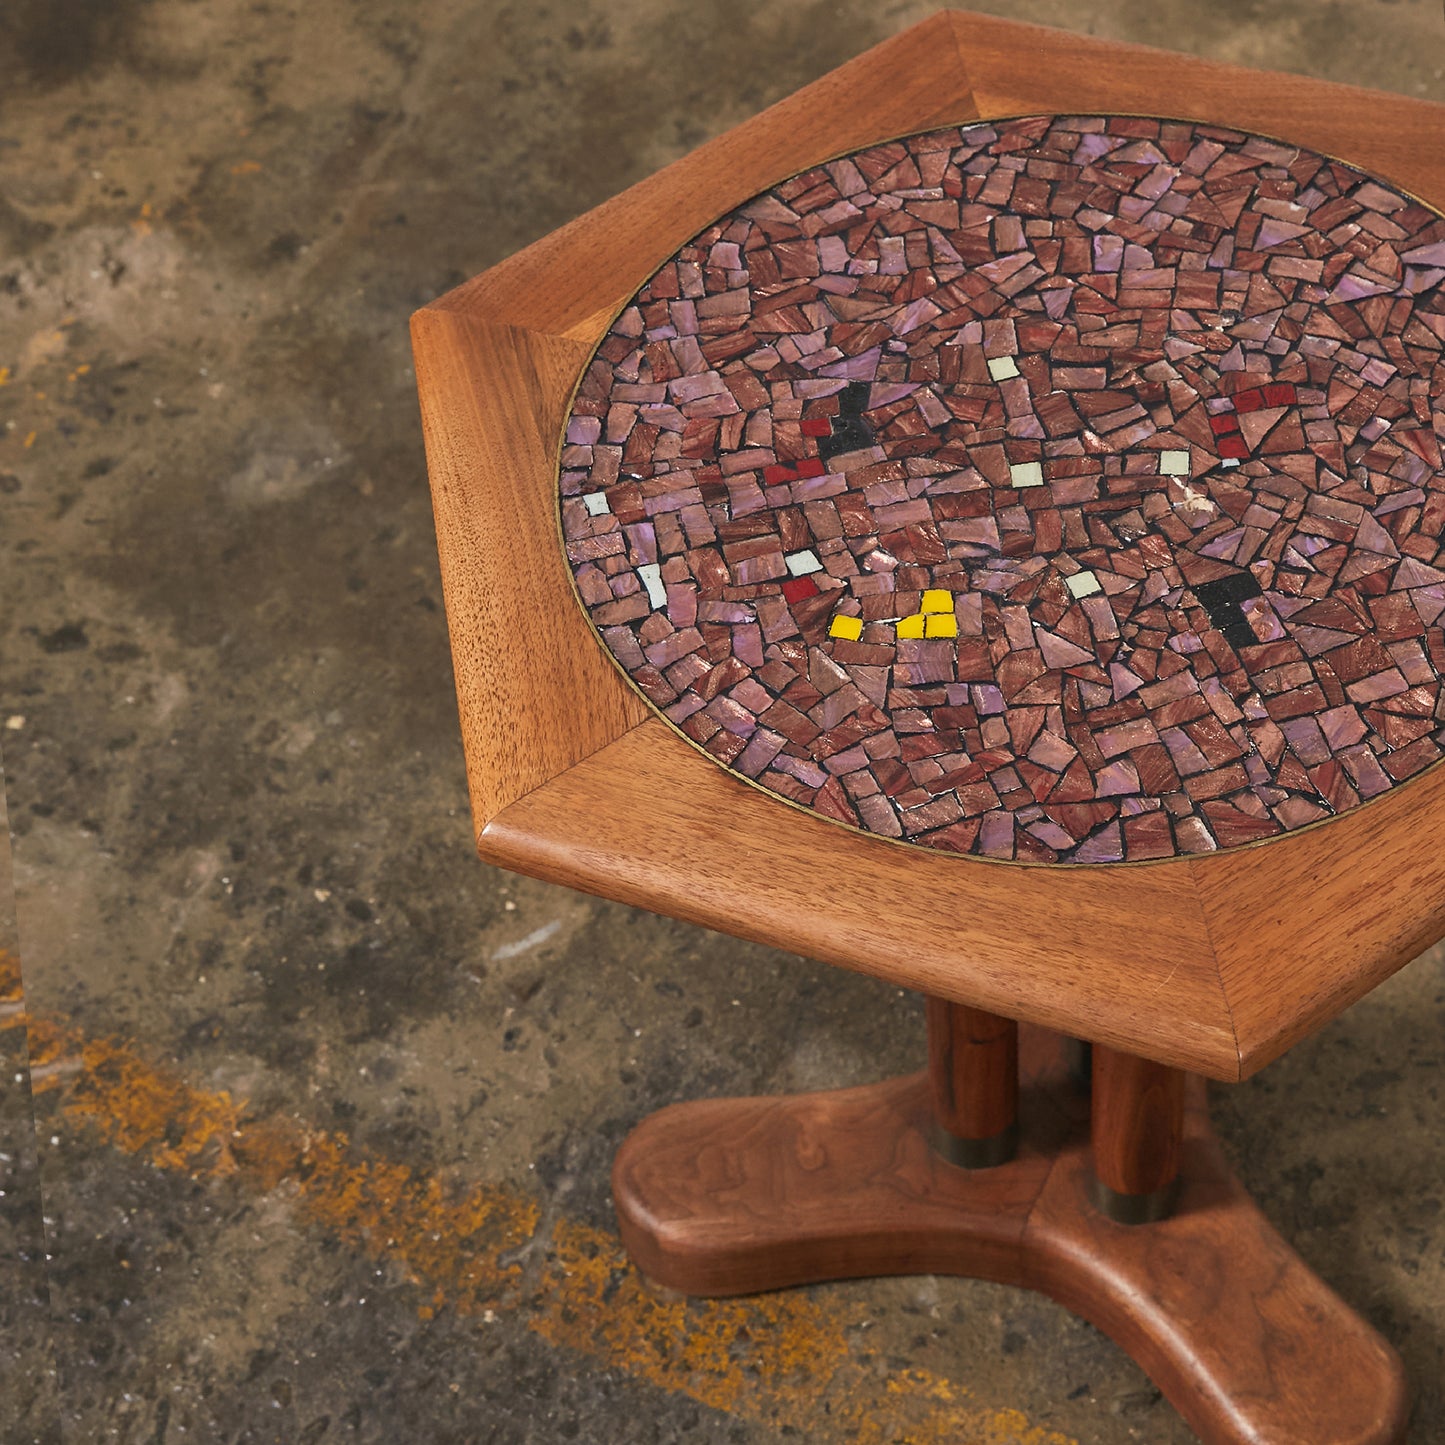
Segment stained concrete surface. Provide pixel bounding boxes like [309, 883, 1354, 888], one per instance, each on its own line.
[0, 2, 1443, 1442]
[0, 749, 63, 1445]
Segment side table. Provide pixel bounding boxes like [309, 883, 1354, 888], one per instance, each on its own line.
[414, 14, 1445, 1442]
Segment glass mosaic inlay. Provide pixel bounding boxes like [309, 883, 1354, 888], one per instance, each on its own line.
[559, 116, 1445, 863]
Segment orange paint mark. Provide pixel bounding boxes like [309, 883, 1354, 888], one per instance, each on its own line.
[231, 160, 263, 176]
[23, 431, 36, 449]
[535, 1215, 853, 1421]
[26, 1023, 539, 1311]
[535, 1217, 1077, 1444]
[0, 366, 10, 387]
[2, 952, 1076, 1445]
[0, 950, 23, 1009]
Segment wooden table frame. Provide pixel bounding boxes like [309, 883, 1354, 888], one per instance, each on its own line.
[415, 9, 1445, 1084]
[414, 13, 1439, 1441]
[610, 1015, 1406, 1444]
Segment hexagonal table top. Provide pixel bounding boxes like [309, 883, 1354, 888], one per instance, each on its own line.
[559, 114, 1445, 864]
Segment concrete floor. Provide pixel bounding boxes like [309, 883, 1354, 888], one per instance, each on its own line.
[1, 2, 1443, 1441]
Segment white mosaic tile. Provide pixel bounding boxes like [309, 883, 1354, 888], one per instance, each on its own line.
[637, 563, 666, 609]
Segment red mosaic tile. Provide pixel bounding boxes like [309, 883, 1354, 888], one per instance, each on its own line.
[560, 115, 1445, 862]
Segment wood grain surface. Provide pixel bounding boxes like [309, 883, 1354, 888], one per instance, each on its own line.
[947, 9, 1445, 206]
[429, 13, 981, 338]
[927, 1000, 1017, 1143]
[1091, 1046, 1186, 1200]
[612, 1028, 1410, 1445]
[1190, 767, 1445, 1073]
[411, 309, 650, 820]
[480, 720, 1240, 1077]
[413, 9, 1445, 1079]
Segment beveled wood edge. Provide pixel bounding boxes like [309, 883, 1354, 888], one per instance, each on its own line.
[423, 8, 1445, 343]
[946, 9, 1445, 207]
[480, 719, 1244, 1080]
[934, 11, 1445, 1073]
[410, 9, 986, 826]
[415, 10, 1445, 1078]
[422, 12, 982, 337]
[410, 307, 651, 821]
[1187, 761, 1445, 1074]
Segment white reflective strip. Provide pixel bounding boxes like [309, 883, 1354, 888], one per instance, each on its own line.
[638, 563, 667, 608]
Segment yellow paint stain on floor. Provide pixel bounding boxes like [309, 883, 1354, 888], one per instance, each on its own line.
[536, 1218, 1075, 1445]
[0, 952, 21, 1007]
[21, 1017, 539, 1311]
[536, 1215, 853, 1423]
[2, 953, 1075, 1444]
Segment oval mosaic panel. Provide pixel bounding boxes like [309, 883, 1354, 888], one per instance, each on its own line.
[559, 115, 1445, 863]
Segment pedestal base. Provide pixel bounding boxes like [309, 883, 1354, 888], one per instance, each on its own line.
[612, 1029, 1407, 1445]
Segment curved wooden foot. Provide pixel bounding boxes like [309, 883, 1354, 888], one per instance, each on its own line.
[612, 1030, 1408, 1445]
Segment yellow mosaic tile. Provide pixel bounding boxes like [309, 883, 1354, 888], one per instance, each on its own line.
[828, 614, 863, 642]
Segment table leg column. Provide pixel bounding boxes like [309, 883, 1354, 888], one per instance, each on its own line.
[926, 998, 1018, 1169]
[1089, 1044, 1185, 1224]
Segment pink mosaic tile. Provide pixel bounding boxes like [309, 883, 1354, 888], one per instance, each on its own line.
[559, 116, 1445, 863]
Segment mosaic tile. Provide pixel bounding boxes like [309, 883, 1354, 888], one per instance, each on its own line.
[559, 115, 1445, 863]
[1065, 570, 1104, 600]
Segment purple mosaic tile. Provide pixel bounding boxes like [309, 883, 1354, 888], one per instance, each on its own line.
[559, 116, 1445, 863]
